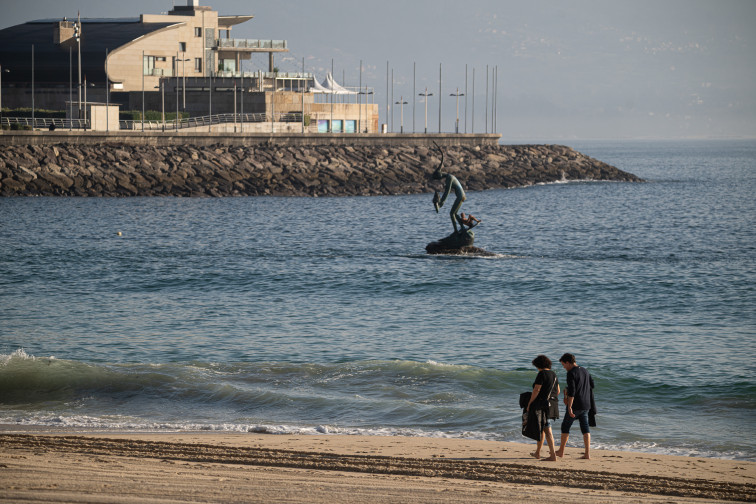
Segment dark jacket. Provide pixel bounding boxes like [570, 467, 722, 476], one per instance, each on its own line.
[522, 370, 559, 440]
[522, 408, 548, 441]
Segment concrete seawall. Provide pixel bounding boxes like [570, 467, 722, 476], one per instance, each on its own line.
[0, 139, 642, 197]
[0, 131, 501, 148]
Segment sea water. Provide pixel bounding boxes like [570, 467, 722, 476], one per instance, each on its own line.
[1, 140, 754, 460]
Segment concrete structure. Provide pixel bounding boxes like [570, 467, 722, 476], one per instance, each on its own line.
[81, 103, 120, 131]
[0, 131, 501, 148]
[0, 1, 379, 132]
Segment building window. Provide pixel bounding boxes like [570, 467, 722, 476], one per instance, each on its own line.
[143, 55, 155, 75]
[195, 27, 202, 37]
[179, 42, 186, 52]
[194, 58, 202, 72]
[219, 59, 236, 73]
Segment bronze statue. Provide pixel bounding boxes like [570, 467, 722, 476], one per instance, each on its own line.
[426, 143, 491, 255]
[431, 143, 466, 234]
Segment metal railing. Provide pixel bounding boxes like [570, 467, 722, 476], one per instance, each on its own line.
[214, 71, 312, 80]
[1, 117, 89, 130]
[145, 68, 174, 77]
[119, 112, 304, 131]
[217, 38, 287, 50]
[2, 113, 307, 132]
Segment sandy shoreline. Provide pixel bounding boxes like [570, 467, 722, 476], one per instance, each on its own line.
[1, 430, 754, 503]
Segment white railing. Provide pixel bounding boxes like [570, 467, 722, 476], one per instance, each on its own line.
[217, 39, 287, 50]
[1, 117, 89, 130]
[120, 112, 304, 131]
[146, 68, 174, 77]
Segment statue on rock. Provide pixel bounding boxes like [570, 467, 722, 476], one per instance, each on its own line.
[426, 143, 490, 256]
[431, 143, 467, 234]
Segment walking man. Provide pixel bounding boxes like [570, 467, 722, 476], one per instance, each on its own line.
[556, 353, 595, 459]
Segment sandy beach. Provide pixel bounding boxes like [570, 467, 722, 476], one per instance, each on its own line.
[1, 429, 753, 503]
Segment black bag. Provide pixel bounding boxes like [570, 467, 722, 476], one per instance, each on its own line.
[522, 409, 543, 441]
[519, 392, 531, 409]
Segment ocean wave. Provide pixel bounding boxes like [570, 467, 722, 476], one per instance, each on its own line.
[3, 350, 754, 461]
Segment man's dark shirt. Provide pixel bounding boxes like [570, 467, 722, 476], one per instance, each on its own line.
[566, 366, 594, 410]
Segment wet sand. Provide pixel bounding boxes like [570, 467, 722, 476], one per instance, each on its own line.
[1, 431, 754, 503]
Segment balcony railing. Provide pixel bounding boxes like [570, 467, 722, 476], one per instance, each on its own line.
[145, 68, 174, 77]
[214, 71, 313, 79]
[217, 39, 287, 50]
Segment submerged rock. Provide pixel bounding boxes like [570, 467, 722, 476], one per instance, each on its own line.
[425, 230, 476, 254]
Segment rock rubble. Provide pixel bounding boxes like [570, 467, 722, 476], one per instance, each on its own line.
[0, 143, 642, 197]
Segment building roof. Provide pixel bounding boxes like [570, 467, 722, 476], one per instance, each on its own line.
[0, 19, 177, 84]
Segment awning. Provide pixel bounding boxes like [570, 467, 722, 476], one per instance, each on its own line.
[311, 72, 357, 94]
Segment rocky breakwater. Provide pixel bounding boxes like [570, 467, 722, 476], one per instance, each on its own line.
[0, 143, 642, 197]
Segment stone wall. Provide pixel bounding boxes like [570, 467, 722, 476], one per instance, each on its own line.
[0, 131, 502, 148]
[0, 143, 642, 197]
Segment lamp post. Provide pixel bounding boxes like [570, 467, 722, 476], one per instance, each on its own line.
[471, 67, 475, 134]
[176, 55, 190, 131]
[175, 53, 179, 131]
[31, 44, 34, 128]
[359, 89, 373, 133]
[182, 56, 188, 110]
[69, 47, 72, 129]
[0, 66, 9, 129]
[358, 59, 362, 134]
[418, 88, 433, 134]
[83, 76, 90, 129]
[106, 49, 109, 132]
[76, 13, 81, 120]
[208, 69, 212, 133]
[86, 81, 94, 128]
[155, 81, 164, 131]
[141, 50, 145, 132]
[242, 61, 245, 134]
[450, 88, 464, 134]
[394, 96, 408, 134]
[438, 63, 442, 134]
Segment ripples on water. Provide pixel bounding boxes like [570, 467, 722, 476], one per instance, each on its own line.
[1, 140, 755, 459]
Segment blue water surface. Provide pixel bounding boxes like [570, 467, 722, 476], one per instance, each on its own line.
[1, 139, 755, 459]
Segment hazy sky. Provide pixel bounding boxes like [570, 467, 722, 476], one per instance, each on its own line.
[3, 0, 755, 140]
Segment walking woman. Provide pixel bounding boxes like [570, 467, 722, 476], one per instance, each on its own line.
[525, 354, 560, 461]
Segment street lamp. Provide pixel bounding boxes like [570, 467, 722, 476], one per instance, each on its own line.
[141, 50, 145, 132]
[181, 57, 189, 110]
[75, 15, 81, 120]
[83, 78, 94, 130]
[176, 54, 190, 130]
[31, 44, 34, 128]
[450, 88, 464, 134]
[154, 81, 164, 131]
[69, 47, 72, 130]
[359, 88, 373, 133]
[418, 88, 433, 134]
[394, 96, 408, 133]
[0, 66, 9, 129]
